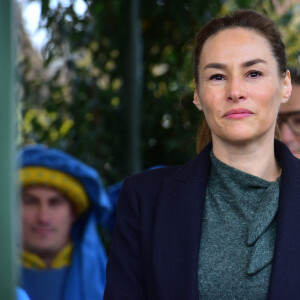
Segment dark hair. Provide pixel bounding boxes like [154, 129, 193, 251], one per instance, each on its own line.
[194, 10, 287, 153]
[290, 67, 300, 85]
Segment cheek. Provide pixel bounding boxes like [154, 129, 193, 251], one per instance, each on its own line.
[22, 207, 36, 225]
[252, 87, 282, 119]
[58, 208, 75, 229]
[199, 88, 214, 111]
[200, 94, 223, 118]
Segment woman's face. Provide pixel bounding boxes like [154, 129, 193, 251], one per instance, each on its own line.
[194, 27, 291, 146]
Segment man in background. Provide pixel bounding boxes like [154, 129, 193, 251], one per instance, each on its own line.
[19, 144, 112, 300]
[278, 68, 300, 159]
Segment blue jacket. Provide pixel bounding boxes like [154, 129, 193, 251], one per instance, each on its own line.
[20, 145, 112, 300]
[17, 288, 31, 300]
[104, 140, 300, 300]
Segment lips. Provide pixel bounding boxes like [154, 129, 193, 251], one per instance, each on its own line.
[32, 226, 54, 236]
[223, 108, 253, 119]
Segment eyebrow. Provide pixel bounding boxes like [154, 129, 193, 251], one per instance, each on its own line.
[242, 58, 267, 67]
[203, 58, 267, 70]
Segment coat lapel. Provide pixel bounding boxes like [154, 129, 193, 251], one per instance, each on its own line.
[152, 144, 212, 299]
[268, 140, 300, 299]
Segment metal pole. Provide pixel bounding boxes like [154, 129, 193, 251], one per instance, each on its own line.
[0, 0, 17, 298]
[128, 0, 143, 175]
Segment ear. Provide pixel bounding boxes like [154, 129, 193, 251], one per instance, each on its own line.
[281, 70, 292, 104]
[193, 89, 203, 110]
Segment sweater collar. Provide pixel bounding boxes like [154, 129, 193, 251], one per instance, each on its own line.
[22, 242, 73, 269]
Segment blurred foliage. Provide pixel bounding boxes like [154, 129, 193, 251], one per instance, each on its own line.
[221, 0, 300, 67]
[18, 0, 300, 186]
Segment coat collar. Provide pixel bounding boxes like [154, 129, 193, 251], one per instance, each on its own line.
[170, 142, 212, 183]
[268, 140, 300, 299]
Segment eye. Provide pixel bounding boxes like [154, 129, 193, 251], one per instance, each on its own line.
[247, 70, 262, 78]
[209, 74, 225, 81]
[291, 116, 300, 125]
[22, 195, 38, 206]
[49, 196, 67, 207]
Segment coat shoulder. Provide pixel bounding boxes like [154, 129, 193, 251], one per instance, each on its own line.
[124, 165, 184, 199]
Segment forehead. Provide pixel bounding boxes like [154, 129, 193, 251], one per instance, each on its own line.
[280, 84, 300, 113]
[23, 185, 69, 201]
[200, 27, 273, 66]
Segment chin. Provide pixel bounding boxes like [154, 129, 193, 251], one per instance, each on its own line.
[26, 243, 56, 254]
[291, 151, 300, 160]
[221, 132, 256, 144]
[222, 125, 274, 144]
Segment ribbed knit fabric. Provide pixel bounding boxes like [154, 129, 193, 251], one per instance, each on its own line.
[198, 152, 280, 299]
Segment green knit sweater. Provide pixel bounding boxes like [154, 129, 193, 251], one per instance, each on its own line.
[198, 152, 280, 299]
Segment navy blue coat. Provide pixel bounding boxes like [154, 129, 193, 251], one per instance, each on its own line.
[104, 140, 300, 300]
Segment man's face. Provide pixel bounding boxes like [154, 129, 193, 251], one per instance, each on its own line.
[22, 186, 76, 258]
[279, 84, 300, 159]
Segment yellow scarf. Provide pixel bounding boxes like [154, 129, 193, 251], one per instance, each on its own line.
[22, 243, 73, 269]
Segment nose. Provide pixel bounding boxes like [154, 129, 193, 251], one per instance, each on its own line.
[280, 122, 296, 144]
[37, 203, 51, 224]
[227, 77, 246, 102]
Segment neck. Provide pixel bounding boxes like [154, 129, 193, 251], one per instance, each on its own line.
[40, 254, 57, 268]
[212, 135, 280, 182]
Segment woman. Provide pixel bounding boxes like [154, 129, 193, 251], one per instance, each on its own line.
[104, 10, 298, 300]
